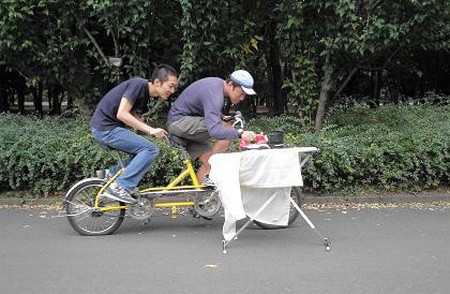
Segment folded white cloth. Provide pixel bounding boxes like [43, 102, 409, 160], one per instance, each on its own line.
[209, 148, 306, 241]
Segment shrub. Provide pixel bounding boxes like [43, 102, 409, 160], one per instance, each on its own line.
[287, 105, 450, 192]
[1, 104, 449, 197]
[0, 114, 183, 197]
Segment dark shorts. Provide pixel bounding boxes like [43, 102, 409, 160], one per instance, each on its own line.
[167, 116, 211, 159]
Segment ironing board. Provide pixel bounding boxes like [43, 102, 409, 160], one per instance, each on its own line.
[208, 147, 331, 253]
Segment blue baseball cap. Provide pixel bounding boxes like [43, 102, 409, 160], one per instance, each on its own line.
[230, 70, 256, 95]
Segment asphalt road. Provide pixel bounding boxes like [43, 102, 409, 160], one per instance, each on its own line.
[1, 204, 449, 294]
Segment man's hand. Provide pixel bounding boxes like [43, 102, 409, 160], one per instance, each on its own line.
[150, 128, 167, 138]
[222, 115, 233, 122]
[241, 130, 256, 142]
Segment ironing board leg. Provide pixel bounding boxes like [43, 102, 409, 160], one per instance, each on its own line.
[222, 193, 279, 254]
[289, 198, 332, 251]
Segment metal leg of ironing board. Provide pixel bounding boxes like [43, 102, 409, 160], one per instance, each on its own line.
[289, 198, 332, 251]
[222, 193, 279, 254]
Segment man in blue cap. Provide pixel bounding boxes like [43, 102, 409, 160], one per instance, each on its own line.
[167, 69, 257, 184]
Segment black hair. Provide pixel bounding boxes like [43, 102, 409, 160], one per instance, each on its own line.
[150, 64, 178, 83]
[225, 78, 240, 89]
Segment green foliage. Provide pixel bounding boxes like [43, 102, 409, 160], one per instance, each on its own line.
[1, 104, 449, 197]
[274, 1, 319, 125]
[289, 0, 450, 130]
[0, 114, 107, 196]
[178, 0, 260, 85]
[0, 0, 183, 111]
[80, 0, 182, 82]
[1, 0, 450, 121]
[300, 105, 450, 192]
[246, 115, 305, 134]
[248, 104, 450, 193]
[311, 0, 448, 60]
[0, 114, 184, 197]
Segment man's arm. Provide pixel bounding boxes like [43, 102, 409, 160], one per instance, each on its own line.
[117, 98, 166, 138]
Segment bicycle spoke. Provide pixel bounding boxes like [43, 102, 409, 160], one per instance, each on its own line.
[65, 179, 125, 235]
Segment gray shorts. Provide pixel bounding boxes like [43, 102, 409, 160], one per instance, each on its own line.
[167, 116, 211, 159]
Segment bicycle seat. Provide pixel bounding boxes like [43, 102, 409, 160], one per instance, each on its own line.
[167, 133, 191, 159]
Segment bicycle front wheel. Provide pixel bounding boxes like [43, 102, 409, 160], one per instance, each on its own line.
[65, 178, 125, 236]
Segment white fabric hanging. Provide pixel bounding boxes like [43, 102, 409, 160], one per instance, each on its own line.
[209, 148, 305, 241]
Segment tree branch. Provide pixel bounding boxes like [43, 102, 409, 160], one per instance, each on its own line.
[370, 0, 385, 13]
[112, 28, 119, 57]
[333, 66, 359, 99]
[82, 26, 110, 66]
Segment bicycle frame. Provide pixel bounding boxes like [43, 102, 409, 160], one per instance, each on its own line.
[88, 116, 243, 214]
[93, 155, 207, 213]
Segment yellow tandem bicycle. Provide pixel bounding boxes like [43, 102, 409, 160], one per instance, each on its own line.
[63, 135, 304, 236]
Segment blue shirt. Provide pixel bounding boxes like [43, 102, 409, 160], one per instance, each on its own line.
[167, 77, 239, 140]
[91, 77, 149, 130]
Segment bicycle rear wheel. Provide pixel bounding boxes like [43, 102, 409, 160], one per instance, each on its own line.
[253, 186, 303, 229]
[65, 178, 125, 236]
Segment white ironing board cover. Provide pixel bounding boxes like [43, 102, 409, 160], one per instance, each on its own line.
[209, 147, 314, 240]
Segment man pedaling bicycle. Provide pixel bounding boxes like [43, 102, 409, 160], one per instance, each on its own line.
[167, 69, 258, 184]
[90, 64, 178, 205]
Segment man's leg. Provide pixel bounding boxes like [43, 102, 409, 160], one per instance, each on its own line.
[99, 127, 159, 191]
[196, 139, 230, 182]
[92, 129, 133, 177]
[168, 116, 233, 182]
[107, 157, 132, 177]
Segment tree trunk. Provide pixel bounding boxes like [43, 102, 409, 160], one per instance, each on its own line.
[17, 87, 25, 114]
[32, 82, 43, 116]
[369, 70, 381, 108]
[48, 86, 53, 113]
[13, 76, 27, 114]
[50, 87, 62, 115]
[268, 23, 284, 115]
[0, 87, 9, 113]
[0, 69, 9, 113]
[314, 63, 334, 132]
[67, 91, 73, 110]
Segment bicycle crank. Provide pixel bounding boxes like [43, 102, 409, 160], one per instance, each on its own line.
[129, 197, 154, 220]
[194, 189, 222, 218]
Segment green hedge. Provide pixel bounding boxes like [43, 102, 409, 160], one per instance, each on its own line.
[247, 105, 450, 192]
[0, 114, 185, 197]
[1, 105, 449, 197]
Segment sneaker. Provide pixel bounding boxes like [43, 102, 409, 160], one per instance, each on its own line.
[202, 175, 215, 187]
[106, 171, 114, 179]
[103, 173, 114, 182]
[105, 182, 138, 204]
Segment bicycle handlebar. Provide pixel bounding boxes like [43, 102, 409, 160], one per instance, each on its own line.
[224, 111, 244, 129]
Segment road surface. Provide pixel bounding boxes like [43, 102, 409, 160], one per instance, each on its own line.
[1, 203, 449, 294]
